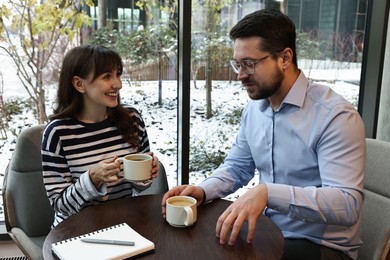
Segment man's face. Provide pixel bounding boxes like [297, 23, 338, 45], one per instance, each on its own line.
[232, 37, 284, 100]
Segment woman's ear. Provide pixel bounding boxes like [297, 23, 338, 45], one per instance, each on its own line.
[72, 76, 86, 93]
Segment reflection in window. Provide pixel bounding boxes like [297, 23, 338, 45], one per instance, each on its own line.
[117, 8, 140, 33]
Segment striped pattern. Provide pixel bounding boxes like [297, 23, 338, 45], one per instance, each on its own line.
[0, 257, 28, 260]
[41, 107, 150, 227]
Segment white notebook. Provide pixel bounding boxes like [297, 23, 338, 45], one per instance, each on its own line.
[51, 223, 155, 260]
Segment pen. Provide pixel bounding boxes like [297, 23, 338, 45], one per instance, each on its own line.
[81, 238, 135, 246]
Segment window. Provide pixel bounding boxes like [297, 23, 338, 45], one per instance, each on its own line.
[184, 1, 366, 198]
[3, 0, 386, 231]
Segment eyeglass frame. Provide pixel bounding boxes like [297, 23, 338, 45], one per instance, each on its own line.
[229, 50, 283, 75]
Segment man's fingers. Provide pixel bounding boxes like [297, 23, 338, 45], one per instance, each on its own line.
[216, 206, 238, 244]
[161, 186, 188, 217]
[162, 186, 186, 207]
[246, 216, 257, 244]
[228, 213, 246, 245]
[216, 209, 228, 238]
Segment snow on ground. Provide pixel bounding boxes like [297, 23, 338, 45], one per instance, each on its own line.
[0, 53, 360, 221]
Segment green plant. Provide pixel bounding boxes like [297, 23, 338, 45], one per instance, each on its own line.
[1, 97, 36, 137]
[3, 98, 34, 121]
[223, 107, 243, 125]
[87, 27, 119, 49]
[188, 103, 242, 171]
[296, 31, 324, 60]
[189, 136, 228, 172]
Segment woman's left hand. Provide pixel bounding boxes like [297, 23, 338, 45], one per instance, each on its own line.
[147, 151, 159, 179]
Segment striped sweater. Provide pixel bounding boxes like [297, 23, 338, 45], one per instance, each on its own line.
[41, 107, 151, 228]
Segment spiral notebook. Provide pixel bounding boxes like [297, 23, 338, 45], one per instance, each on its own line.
[51, 223, 155, 260]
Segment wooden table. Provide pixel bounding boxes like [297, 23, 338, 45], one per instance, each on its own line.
[43, 194, 284, 259]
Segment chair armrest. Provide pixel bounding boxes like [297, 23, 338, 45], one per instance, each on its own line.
[9, 227, 44, 260]
[380, 228, 390, 260]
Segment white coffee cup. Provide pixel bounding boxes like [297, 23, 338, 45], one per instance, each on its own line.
[166, 196, 197, 227]
[115, 153, 152, 182]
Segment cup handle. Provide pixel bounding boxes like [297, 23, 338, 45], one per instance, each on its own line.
[115, 158, 123, 176]
[184, 206, 194, 226]
[115, 157, 123, 164]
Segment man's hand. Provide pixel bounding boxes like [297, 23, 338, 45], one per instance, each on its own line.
[216, 183, 268, 245]
[161, 185, 205, 217]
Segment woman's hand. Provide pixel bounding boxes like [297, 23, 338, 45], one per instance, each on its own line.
[89, 156, 120, 188]
[147, 151, 159, 179]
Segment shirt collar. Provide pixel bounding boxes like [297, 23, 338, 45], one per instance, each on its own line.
[282, 71, 308, 108]
[259, 71, 308, 112]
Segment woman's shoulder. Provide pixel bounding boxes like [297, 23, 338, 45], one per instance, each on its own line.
[46, 117, 75, 128]
[44, 118, 78, 135]
[122, 104, 140, 113]
[122, 105, 143, 119]
[42, 118, 77, 147]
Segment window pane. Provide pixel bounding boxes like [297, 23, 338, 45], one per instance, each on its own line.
[189, 0, 367, 200]
[85, 1, 178, 189]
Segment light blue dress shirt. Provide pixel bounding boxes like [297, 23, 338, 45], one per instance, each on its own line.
[199, 72, 365, 259]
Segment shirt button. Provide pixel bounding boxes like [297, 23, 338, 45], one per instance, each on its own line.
[268, 143, 272, 148]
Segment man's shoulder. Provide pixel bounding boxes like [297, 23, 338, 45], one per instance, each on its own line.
[306, 81, 355, 110]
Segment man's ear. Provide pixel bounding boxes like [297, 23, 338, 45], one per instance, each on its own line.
[72, 76, 86, 93]
[281, 48, 293, 69]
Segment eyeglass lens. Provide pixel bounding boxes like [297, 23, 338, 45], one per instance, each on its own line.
[231, 60, 256, 74]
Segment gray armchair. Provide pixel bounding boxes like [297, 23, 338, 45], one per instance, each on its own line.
[2, 124, 169, 259]
[358, 138, 390, 260]
[138, 161, 169, 195]
[2, 124, 53, 260]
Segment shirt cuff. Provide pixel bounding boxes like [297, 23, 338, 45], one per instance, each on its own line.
[198, 181, 217, 203]
[265, 183, 292, 212]
[80, 171, 108, 198]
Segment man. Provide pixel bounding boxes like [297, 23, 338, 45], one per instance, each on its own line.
[162, 9, 365, 260]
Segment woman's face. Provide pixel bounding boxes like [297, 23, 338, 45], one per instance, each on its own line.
[75, 68, 122, 114]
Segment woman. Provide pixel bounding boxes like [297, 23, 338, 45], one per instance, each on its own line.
[42, 45, 159, 228]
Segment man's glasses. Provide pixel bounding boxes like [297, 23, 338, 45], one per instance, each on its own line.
[230, 52, 279, 75]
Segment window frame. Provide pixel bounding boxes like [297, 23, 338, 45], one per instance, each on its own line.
[358, 0, 390, 138]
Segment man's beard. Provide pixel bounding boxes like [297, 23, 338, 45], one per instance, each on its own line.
[243, 66, 284, 100]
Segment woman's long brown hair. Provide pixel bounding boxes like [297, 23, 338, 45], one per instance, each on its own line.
[50, 45, 140, 149]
